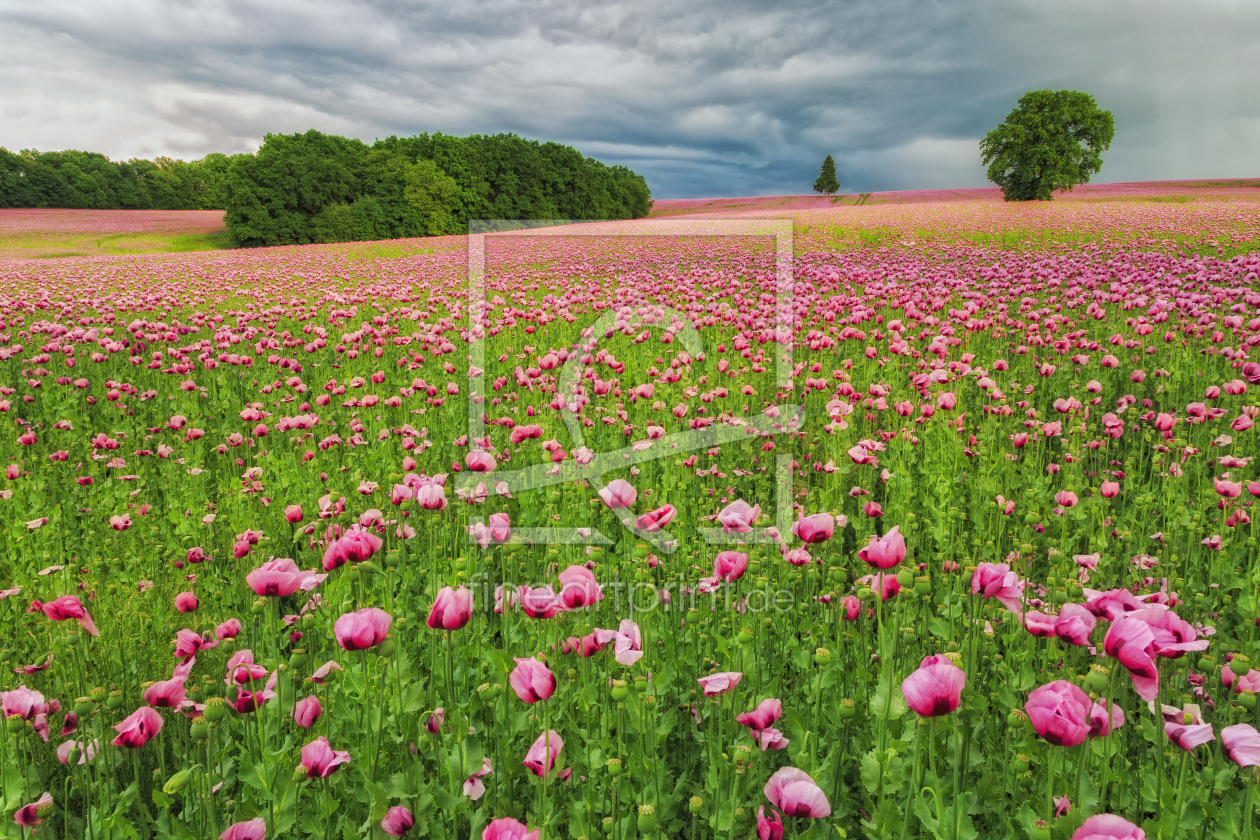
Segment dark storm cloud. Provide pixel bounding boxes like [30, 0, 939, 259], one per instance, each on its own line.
[1, 0, 1257, 198]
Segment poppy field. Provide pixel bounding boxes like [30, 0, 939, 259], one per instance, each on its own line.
[3, 186, 1260, 840]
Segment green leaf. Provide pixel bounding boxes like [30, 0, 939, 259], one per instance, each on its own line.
[151, 789, 175, 809]
[1212, 790, 1242, 840]
[869, 672, 908, 721]
[448, 739, 487, 782]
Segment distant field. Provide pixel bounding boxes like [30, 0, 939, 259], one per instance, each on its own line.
[648, 177, 1260, 217]
[0, 208, 228, 261]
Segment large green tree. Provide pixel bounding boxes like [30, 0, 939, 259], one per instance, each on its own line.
[980, 90, 1115, 201]
[813, 154, 839, 195]
[222, 130, 653, 247]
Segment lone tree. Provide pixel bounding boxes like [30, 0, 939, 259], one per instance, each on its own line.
[980, 90, 1115, 201]
[813, 155, 840, 195]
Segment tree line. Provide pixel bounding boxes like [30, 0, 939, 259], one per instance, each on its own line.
[0, 130, 654, 246]
[223, 130, 653, 246]
[0, 147, 240, 211]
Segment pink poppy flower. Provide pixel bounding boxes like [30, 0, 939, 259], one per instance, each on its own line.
[216, 618, 242, 640]
[246, 560, 304, 597]
[1055, 603, 1096, 646]
[57, 738, 98, 765]
[635, 504, 677, 532]
[753, 728, 790, 751]
[557, 565, 604, 609]
[462, 757, 494, 800]
[220, 818, 267, 840]
[1222, 724, 1260, 767]
[697, 671, 742, 697]
[13, 792, 53, 829]
[1103, 614, 1160, 701]
[1025, 681, 1091, 747]
[111, 706, 164, 748]
[1162, 703, 1215, 751]
[717, 499, 761, 532]
[858, 526, 906, 569]
[510, 658, 556, 703]
[763, 767, 830, 818]
[465, 450, 497, 472]
[523, 730, 563, 779]
[174, 591, 199, 613]
[757, 806, 784, 840]
[310, 660, 344, 685]
[333, 607, 392, 651]
[598, 479, 637, 509]
[713, 551, 749, 582]
[482, 817, 540, 840]
[519, 585, 564, 619]
[970, 563, 1024, 613]
[736, 698, 783, 731]
[382, 806, 415, 837]
[902, 654, 966, 717]
[294, 696, 322, 728]
[144, 676, 187, 708]
[427, 586, 473, 630]
[1069, 814, 1144, 840]
[300, 736, 351, 778]
[1088, 699, 1125, 738]
[41, 595, 99, 636]
[1024, 611, 1058, 638]
[791, 513, 835, 544]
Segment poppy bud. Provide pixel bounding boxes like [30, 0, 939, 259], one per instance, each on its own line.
[105, 691, 124, 710]
[606, 758, 622, 776]
[378, 637, 397, 658]
[347, 566, 361, 583]
[66, 630, 81, 646]
[384, 551, 400, 568]
[6, 714, 23, 733]
[857, 587, 876, 602]
[914, 576, 932, 596]
[688, 796, 704, 815]
[630, 804, 655, 833]
[1030, 820, 1051, 840]
[1084, 665, 1111, 694]
[814, 647, 832, 666]
[633, 676, 648, 692]
[289, 650, 308, 669]
[74, 697, 95, 716]
[837, 697, 856, 719]
[1242, 693, 1257, 710]
[1230, 655, 1251, 677]
[164, 765, 201, 795]
[68, 747, 83, 764]
[736, 628, 754, 644]
[1012, 754, 1030, 773]
[610, 680, 629, 702]
[359, 560, 381, 575]
[1198, 655, 1216, 672]
[225, 686, 240, 705]
[203, 697, 229, 722]
[190, 718, 210, 740]
[895, 569, 914, 587]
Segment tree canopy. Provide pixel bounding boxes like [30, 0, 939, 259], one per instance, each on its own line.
[222, 130, 654, 247]
[0, 148, 241, 210]
[813, 155, 839, 195]
[980, 90, 1115, 201]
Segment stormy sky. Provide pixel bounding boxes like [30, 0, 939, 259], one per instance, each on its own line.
[1, 0, 1256, 198]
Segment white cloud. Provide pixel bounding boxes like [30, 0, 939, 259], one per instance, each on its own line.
[0, 0, 1256, 196]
